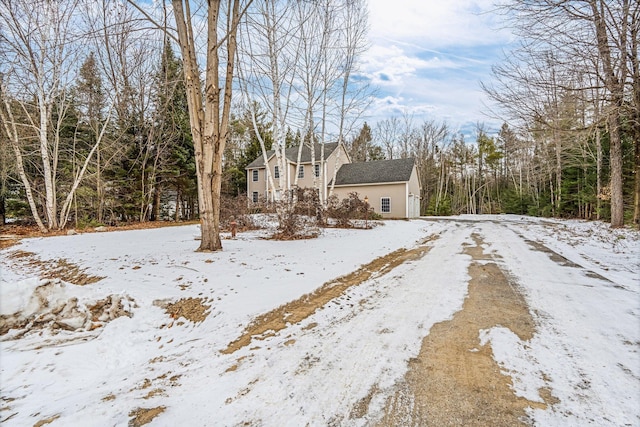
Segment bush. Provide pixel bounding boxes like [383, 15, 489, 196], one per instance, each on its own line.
[325, 192, 376, 228]
[273, 195, 321, 240]
[220, 194, 259, 230]
[425, 196, 452, 216]
[76, 216, 105, 230]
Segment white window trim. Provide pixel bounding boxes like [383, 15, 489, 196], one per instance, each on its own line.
[381, 197, 391, 213]
[274, 165, 280, 179]
[298, 165, 304, 179]
[252, 169, 258, 182]
[314, 164, 320, 177]
[252, 191, 259, 203]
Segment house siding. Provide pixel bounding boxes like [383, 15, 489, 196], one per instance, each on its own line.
[248, 144, 350, 202]
[247, 167, 268, 201]
[332, 182, 409, 218]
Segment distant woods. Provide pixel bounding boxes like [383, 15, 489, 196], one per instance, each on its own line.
[483, 0, 640, 227]
[0, 0, 637, 230]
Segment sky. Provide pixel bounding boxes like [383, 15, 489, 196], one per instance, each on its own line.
[363, 0, 514, 138]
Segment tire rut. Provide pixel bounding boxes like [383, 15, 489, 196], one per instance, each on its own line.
[220, 236, 439, 355]
[376, 232, 557, 426]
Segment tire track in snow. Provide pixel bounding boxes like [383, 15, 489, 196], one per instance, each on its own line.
[377, 231, 558, 427]
[221, 235, 440, 355]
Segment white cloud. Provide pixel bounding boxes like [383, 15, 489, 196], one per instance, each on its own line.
[360, 1, 509, 132]
[367, 0, 510, 48]
[361, 44, 461, 87]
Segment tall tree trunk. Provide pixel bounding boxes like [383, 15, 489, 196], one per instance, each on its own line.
[171, 0, 246, 251]
[633, 133, 640, 227]
[151, 179, 161, 221]
[38, 98, 58, 229]
[591, 0, 626, 227]
[97, 145, 104, 223]
[0, 195, 5, 225]
[0, 92, 47, 232]
[175, 186, 181, 221]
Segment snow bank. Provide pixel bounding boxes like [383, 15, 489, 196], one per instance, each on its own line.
[0, 278, 135, 339]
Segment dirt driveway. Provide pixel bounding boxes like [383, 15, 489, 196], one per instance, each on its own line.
[216, 219, 634, 426]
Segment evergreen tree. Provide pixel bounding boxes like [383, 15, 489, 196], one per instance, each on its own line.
[350, 122, 372, 162]
[153, 41, 196, 220]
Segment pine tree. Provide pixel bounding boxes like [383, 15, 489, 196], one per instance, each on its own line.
[350, 122, 372, 162]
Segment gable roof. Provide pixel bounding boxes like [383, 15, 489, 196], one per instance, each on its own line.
[246, 142, 340, 169]
[333, 158, 416, 186]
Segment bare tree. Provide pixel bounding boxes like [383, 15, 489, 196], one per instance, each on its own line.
[373, 117, 401, 159]
[170, 0, 253, 251]
[0, 0, 116, 231]
[237, 0, 299, 203]
[489, 0, 639, 227]
[326, 0, 371, 202]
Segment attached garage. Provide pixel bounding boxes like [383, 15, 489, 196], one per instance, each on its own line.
[330, 158, 421, 219]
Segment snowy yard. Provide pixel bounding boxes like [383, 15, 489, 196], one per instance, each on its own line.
[1, 215, 639, 426]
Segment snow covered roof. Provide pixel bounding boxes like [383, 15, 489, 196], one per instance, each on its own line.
[333, 158, 416, 186]
[246, 142, 340, 169]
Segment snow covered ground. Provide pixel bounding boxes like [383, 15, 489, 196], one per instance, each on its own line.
[1, 215, 638, 426]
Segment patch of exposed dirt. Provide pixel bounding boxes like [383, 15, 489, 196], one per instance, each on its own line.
[33, 414, 60, 427]
[375, 233, 556, 426]
[155, 298, 211, 323]
[128, 406, 166, 427]
[522, 237, 613, 283]
[350, 384, 380, 419]
[7, 250, 103, 285]
[0, 236, 20, 250]
[221, 235, 439, 354]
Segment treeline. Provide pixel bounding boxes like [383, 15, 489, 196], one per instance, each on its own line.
[1, 0, 637, 231]
[482, 0, 639, 227]
[350, 1, 638, 227]
[0, 0, 371, 234]
[354, 116, 636, 222]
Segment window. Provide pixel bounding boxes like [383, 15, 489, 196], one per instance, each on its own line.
[252, 169, 258, 182]
[381, 197, 391, 213]
[274, 165, 280, 179]
[252, 192, 259, 203]
[297, 165, 304, 179]
[314, 164, 320, 177]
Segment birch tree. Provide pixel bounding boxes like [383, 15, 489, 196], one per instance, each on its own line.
[237, 0, 299, 203]
[326, 0, 370, 202]
[0, 0, 114, 231]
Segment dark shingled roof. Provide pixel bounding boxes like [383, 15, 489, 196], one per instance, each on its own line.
[246, 142, 339, 169]
[333, 158, 416, 186]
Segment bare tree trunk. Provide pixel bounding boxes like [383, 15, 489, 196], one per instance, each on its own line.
[58, 107, 113, 229]
[591, 0, 627, 227]
[631, 1, 640, 227]
[0, 93, 47, 232]
[171, 0, 249, 251]
[634, 135, 640, 227]
[175, 186, 181, 221]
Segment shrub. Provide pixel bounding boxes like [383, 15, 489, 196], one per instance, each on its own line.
[325, 192, 375, 228]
